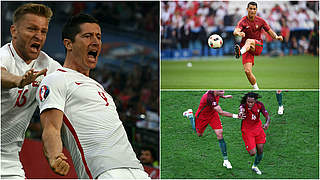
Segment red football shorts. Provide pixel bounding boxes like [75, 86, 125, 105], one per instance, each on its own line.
[242, 40, 263, 65]
[241, 128, 266, 152]
[195, 113, 222, 135]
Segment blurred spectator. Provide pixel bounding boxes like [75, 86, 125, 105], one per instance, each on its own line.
[179, 20, 191, 49]
[297, 8, 310, 28]
[308, 19, 319, 56]
[139, 146, 159, 168]
[298, 36, 309, 54]
[280, 18, 290, 55]
[290, 36, 299, 55]
[232, 8, 242, 25]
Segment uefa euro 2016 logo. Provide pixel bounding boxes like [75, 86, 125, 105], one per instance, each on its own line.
[39, 85, 50, 102]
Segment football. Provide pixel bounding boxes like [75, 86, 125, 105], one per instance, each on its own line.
[208, 34, 223, 49]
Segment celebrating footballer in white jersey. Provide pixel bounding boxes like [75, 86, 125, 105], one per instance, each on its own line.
[1, 4, 61, 179]
[37, 14, 150, 179]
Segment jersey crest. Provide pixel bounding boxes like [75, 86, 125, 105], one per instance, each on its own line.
[39, 85, 50, 102]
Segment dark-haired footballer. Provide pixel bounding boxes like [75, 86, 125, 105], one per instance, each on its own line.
[239, 92, 270, 175]
[233, 1, 283, 89]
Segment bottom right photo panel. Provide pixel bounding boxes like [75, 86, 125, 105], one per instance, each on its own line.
[161, 90, 319, 179]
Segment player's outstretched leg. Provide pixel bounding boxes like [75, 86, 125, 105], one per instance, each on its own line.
[276, 90, 284, 114]
[183, 109, 196, 131]
[234, 44, 241, 59]
[219, 139, 232, 169]
[215, 130, 232, 169]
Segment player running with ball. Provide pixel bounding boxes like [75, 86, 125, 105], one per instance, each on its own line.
[183, 90, 240, 169]
[238, 92, 270, 175]
[233, 1, 283, 90]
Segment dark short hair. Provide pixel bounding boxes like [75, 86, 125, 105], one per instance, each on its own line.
[141, 146, 157, 160]
[62, 13, 99, 42]
[240, 92, 261, 105]
[247, 1, 257, 8]
[13, 3, 53, 24]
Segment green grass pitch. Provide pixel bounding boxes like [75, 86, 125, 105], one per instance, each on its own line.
[161, 55, 319, 89]
[160, 91, 319, 178]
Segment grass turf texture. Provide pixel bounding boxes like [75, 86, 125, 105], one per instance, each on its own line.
[160, 91, 319, 178]
[161, 55, 319, 89]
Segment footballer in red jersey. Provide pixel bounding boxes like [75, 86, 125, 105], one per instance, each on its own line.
[183, 90, 240, 169]
[238, 92, 270, 175]
[233, 2, 283, 90]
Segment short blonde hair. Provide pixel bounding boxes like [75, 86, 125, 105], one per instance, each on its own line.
[13, 3, 53, 24]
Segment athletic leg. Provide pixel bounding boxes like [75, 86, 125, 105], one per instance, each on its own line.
[252, 143, 263, 175]
[214, 129, 228, 159]
[215, 129, 232, 169]
[183, 109, 196, 132]
[243, 63, 259, 89]
[241, 39, 256, 54]
[276, 90, 284, 114]
[253, 144, 264, 166]
[235, 39, 255, 58]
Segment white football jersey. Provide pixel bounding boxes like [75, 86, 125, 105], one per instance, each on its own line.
[36, 67, 143, 179]
[0, 42, 61, 176]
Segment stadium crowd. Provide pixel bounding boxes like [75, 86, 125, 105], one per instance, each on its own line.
[161, 1, 319, 57]
[1, 1, 159, 174]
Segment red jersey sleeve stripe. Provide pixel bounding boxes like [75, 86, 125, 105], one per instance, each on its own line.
[63, 115, 93, 179]
[57, 69, 67, 72]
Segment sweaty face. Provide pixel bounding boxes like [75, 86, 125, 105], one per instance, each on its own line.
[11, 13, 49, 62]
[246, 97, 256, 108]
[247, 5, 257, 19]
[72, 23, 101, 71]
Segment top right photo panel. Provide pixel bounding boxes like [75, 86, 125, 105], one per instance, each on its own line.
[161, 1, 319, 90]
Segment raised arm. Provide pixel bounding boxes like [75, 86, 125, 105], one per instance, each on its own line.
[40, 108, 70, 176]
[1, 67, 47, 88]
[214, 105, 239, 119]
[267, 29, 283, 41]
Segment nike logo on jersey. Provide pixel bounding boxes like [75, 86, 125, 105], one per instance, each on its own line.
[75, 82, 83, 85]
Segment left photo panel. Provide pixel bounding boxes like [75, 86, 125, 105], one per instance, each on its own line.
[1, 1, 159, 179]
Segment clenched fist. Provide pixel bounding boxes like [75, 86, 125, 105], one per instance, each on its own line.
[49, 153, 70, 176]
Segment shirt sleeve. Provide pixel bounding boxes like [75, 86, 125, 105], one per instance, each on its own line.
[259, 102, 269, 118]
[47, 58, 62, 74]
[36, 73, 67, 114]
[262, 18, 271, 32]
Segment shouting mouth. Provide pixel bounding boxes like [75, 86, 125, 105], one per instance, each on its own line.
[88, 51, 98, 61]
[30, 43, 40, 53]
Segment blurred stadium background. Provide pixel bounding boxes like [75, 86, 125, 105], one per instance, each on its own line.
[161, 1, 318, 58]
[1, 1, 159, 178]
